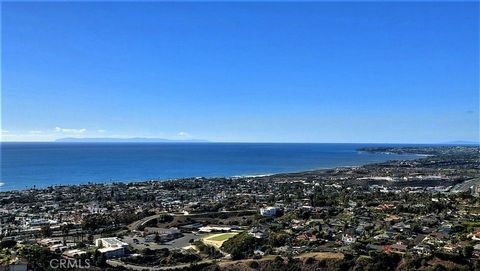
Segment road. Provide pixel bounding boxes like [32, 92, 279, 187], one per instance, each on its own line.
[450, 178, 480, 193]
[107, 259, 215, 270]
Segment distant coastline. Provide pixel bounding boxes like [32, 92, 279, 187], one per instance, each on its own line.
[0, 143, 426, 191]
[0, 156, 411, 193]
[0, 145, 452, 192]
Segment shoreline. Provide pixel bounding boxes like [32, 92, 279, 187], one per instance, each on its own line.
[0, 151, 423, 193]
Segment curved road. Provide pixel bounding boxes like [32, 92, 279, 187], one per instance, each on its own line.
[107, 259, 216, 271]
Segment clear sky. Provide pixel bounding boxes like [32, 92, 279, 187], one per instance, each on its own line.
[1, 2, 479, 143]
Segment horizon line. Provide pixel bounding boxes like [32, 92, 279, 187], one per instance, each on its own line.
[1, 140, 479, 145]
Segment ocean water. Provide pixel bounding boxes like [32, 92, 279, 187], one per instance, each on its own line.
[0, 143, 420, 191]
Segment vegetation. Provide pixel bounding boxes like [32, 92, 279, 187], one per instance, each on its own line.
[221, 232, 259, 260]
[193, 240, 223, 259]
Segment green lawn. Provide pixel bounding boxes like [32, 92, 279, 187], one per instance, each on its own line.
[206, 232, 238, 241]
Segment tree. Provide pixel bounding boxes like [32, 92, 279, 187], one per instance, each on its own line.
[40, 225, 52, 237]
[463, 245, 473, 258]
[158, 213, 174, 223]
[221, 232, 258, 260]
[0, 240, 17, 249]
[18, 244, 54, 270]
[268, 232, 289, 247]
[249, 261, 260, 269]
[93, 249, 107, 267]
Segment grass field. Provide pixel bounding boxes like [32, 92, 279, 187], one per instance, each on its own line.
[207, 233, 238, 241]
[202, 232, 239, 248]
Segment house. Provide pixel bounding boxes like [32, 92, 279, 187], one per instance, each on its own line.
[144, 234, 156, 243]
[473, 244, 480, 257]
[366, 244, 384, 252]
[95, 237, 128, 249]
[443, 243, 461, 253]
[438, 224, 452, 234]
[374, 232, 393, 241]
[95, 237, 128, 258]
[392, 222, 411, 232]
[413, 245, 432, 255]
[342, 234, 356, 244]
[144, 227, 182, 242]
[249, 228, 267, 239]
[178, 223, 203, 232]
[328, 219, 345, 229]
[38, 238, 62, 247]
[391, 243, 407, 254]
[355, 225, 365, 236]
[254, 249, 265, 256]
[260, 207, 280, 217]
[471, 230, 480, 241]
[63, 249, 87, 258]
[198, 225, 237, 233]
[49, 244, 67, 253]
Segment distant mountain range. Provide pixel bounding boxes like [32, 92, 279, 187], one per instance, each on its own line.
[55, 137, 209, 143]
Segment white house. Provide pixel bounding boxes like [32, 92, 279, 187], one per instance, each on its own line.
[260, 207, 280, 217]
[95, 237, 128, 259]
[95, 237, 128, 249]
[342, 234, 357, 244]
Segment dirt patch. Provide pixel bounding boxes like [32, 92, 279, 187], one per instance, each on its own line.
[296, 252, 344, 260]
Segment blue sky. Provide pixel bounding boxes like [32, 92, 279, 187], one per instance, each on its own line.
[2, 2, 479, 143]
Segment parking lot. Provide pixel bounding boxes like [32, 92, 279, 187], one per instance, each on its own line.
[122, 232, 208, 250]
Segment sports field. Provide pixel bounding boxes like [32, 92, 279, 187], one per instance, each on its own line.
[202, 232, 239, 248]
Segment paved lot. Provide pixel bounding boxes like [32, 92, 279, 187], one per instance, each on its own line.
[123, 233, 208, 251]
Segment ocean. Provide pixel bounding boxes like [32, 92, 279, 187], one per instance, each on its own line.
[0, 142, 421, 191]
